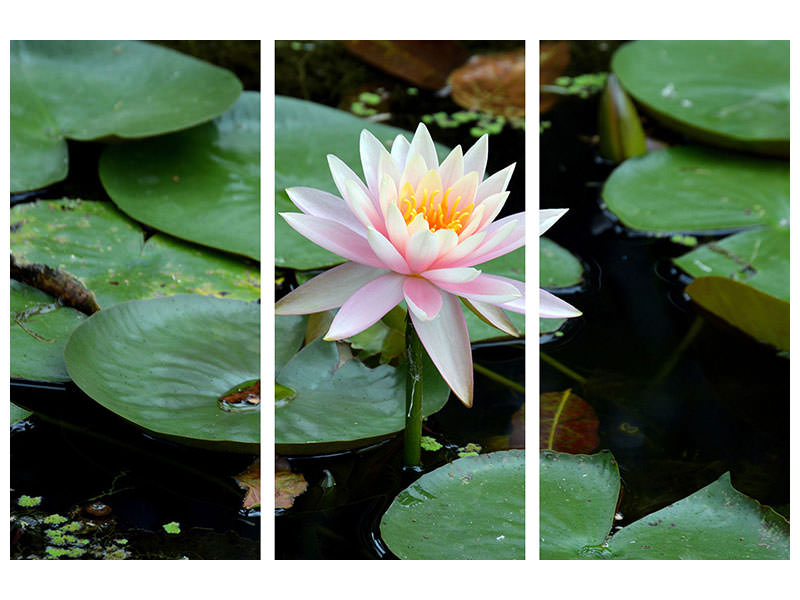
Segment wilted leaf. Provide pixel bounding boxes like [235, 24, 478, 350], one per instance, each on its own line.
[275, 471, 308, 510]
[540, 390, 599, 454]
[235, 459, 261, 510]
[540, 41, 570, 113]
[450, 48, 525, 119]
[343, 40, 469, 90]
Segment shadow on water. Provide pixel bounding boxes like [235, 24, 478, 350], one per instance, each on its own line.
[539, 48, 789, 524]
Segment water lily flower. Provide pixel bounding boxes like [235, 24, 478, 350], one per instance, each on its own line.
[276, 123, 525, 407]
[539, 209, 582, 319]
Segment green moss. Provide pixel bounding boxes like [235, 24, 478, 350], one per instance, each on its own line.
[420, 436, 442, 452]
[162, 521, 181, 535]
[43, 514, 68, 526]
[17, 495, 42, 507]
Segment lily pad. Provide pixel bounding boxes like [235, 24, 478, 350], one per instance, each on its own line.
[64, 295, 259, 451]
[11, 402, 33, 425]
[611, 41, 789, 156]
[10, 199, 260, 381]
[686, 276, 789, 351]
[99, 92, 260, 260]
[540, 236, 583, 337]
[275, 96, 449, 270]
[603, 146, 789, 300]
[380, 450, 525, 559]
[275, 338, 450, 454]
[11, 40, 242, 192]
[275, 315, 306, 371]
[540, 450, 620, 559]
[10, 280, 87, 382]
[540, 450, 790, 559]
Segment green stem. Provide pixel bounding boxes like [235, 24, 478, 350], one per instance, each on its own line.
[547, 388, 572, 451]
[652, 316, 704, 384]
[404, 314, 424, 468]
[540, 351, 587, 385]
[473, 363, 525, 394]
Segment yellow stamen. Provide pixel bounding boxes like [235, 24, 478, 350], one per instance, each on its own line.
[398, 182, 475, 234]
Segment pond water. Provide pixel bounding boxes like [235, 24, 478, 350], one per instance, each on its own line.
[539, 44, 789, 526]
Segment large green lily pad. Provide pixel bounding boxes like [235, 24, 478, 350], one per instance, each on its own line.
[10, 280, 87, 382]
[11, 199, 260, 381]
[64, 295, 259, 451]
[612, 41, 789, 156]
[11, 40, 242, 192]
[275, 315, 306, 371]
[275, 337, 450, 454]
[99, 92, 259, 260]
[540, 236, 583, 337]
[603, 146, 789, 301]
[275, 96, 449, 270]
[686, 276, 789, 351]
[540, 450, 789, 559]
[11, 402, 33, 425]
[540, 450, 619, 559]
[380, 450, 525, 559]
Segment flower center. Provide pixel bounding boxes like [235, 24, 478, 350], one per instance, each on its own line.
[398, 182, 475, 234]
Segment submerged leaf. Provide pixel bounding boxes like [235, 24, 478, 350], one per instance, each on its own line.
[540, 390, 599, 454]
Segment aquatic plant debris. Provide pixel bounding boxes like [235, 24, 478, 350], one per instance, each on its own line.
[11, 254, 100, 315]
[18, 495, 42, 507]
[162, 522, 181, 535]
[235, 458, 261, 510]
[276, 123, 525, 407]
[420, 436, 442, 451]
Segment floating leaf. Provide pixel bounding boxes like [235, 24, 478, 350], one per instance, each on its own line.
[449, 48, 525, 120]
[235, 459, 261, 510]
[11, 40, 242, 192]
[11, 402, 32, 425]
[612, 40, 789, 156]
[11, 199, 259, 382]
[686, 276, 789, 351]
[64, 295, 259, 452]
[342, 40, 469, 90]
[275, 96, 449, 270]
[540, 450, 790, 559]
[275, 338, 450, 455]
[380, 450, 524, 559]
[540, 390, 600, 454]
[10, 280, 87, 382]
[99, 92, 260, 260]
[275, 315, 306, 371]
[275, 469, 308, 510]
[162, 522, 181, 535]
[603, 146, 788, 300]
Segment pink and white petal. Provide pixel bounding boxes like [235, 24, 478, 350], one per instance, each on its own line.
[457, 204, 486, 240]
[462, 299, 520, 337]
[475, 191, 510, 232]
[458, 215, 524, 267]
[378, 173, 398, 218]
[366, 227, 411, 274]
[285, 187, 365, 236]
[403, 277, 443, 321]
[462, 133, 489, 182]
[475, 163, 515, 204]
[433, 228, 458, 258]
[407, 212, 429, 236]
[276, 262, 388, 314]
[498, 279, 525, 314]
[400, 153, 428, 190]
[411, 293, 473, 407]
[421, 267, 481, 284]
[281, 212, 384, 268]
[539, 208, 569, 236]
[540, 288, 581, 318]
[414, 169, 444, 202]
[345, 179, 385, 234]
[325, 273, 406, 339]
[390, 134, 411, 168]
[437, 145, 464, 189]
[447, 171, 479, 210]
[435, 274, 522, 305]
[405, 228, 440, 273]
[360, 129, 391, 195]
[385, 202, 410, 254]
[409, 123, 439, 170]
[328, 154, 371, 203]
[432, 230, 487, 267]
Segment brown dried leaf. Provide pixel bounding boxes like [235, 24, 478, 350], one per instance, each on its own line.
[540, 389, 599, 454]
[10, 253, 100, 315]
[235, 458, 261, 510]
[539, 41, 571, 113]
[343, 40, 469, 90]
[275, 471, 308, 510]
[449, 48, 525, 119]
